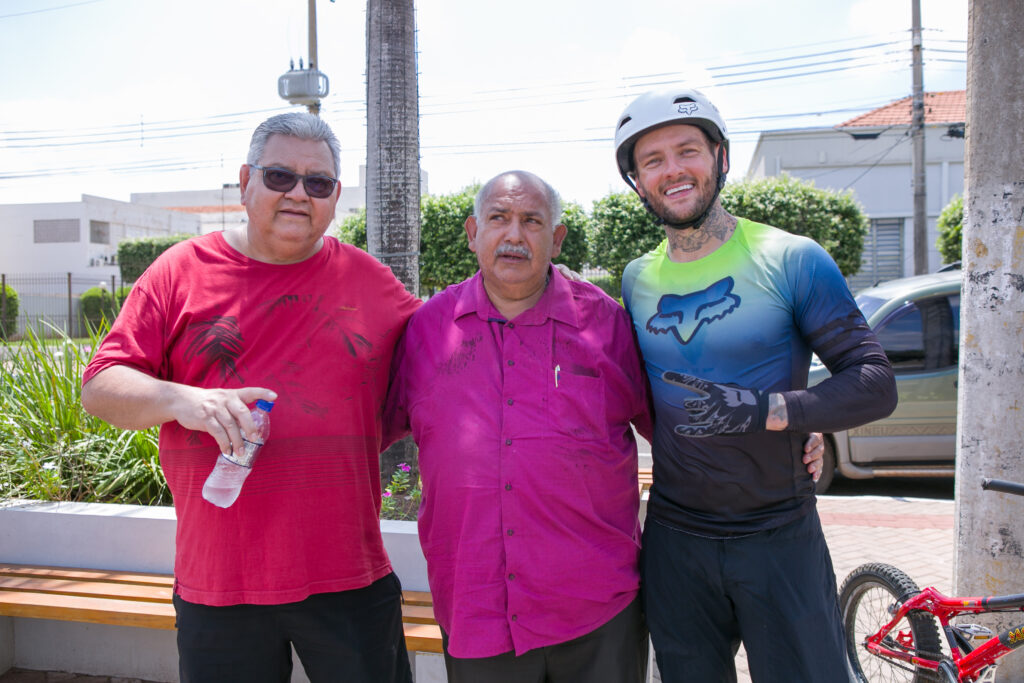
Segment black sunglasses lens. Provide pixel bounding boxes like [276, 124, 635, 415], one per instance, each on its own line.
[262, 168, 299, 192]
[303, 176, 336, 198]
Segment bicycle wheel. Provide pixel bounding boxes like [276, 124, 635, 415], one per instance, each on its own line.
[839, 562, 943, 683]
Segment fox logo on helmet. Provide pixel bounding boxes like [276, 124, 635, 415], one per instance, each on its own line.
[677, 103, 699, 115]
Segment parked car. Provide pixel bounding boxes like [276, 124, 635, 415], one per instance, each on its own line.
[809, 269, 961, 493]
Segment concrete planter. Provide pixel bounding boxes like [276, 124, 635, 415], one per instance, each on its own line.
[0, 500, 443, 682]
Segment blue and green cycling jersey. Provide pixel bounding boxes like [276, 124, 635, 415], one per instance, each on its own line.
[623, 218, 894, 534]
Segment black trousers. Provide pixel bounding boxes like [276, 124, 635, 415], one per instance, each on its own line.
[173, 572, 412, 683]
[642, 511, 853, 683]
[442, 595, 648, 683]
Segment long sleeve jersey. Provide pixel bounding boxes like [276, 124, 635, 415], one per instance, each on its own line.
[622, 218, 895, 535]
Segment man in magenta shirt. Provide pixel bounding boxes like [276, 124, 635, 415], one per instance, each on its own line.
[385, 170, 653, 682]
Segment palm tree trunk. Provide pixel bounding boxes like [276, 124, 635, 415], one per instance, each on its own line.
[366, 0, 420, 493]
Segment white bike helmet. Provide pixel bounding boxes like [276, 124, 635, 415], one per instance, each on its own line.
[614, 86, 729, 181]
[614, 87, 730, 229]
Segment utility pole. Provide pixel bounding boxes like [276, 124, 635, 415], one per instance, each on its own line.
[955, 2, 1024, 680]
[306, 0, 320, 116]
[277, 0, 329, 114]
[911, 0, 927, 275]
[366, 0, 421, 488]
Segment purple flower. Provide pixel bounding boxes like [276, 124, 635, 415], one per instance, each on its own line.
[399, 463, 411, 472]
[383, 491, 392, 497]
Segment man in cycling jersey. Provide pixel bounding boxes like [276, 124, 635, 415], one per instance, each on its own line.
[614, 87, 897, 681]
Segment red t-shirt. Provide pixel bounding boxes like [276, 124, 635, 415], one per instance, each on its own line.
[84, 233, 420, 606]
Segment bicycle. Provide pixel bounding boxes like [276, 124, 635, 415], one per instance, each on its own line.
[839, 478, 1024, 683]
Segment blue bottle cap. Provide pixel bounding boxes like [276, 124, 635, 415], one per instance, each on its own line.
[256, 399, 275, 412]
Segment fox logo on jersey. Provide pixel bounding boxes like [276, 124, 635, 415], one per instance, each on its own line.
[646, 277, 740, 345]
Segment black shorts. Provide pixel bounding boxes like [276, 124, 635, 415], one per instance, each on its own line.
[641, 510, 852, 682]
[441, 595, 648, 683]
[173, 572, 412, 683]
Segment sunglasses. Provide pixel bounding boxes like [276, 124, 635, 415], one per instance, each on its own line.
[249, 164, 338, 199]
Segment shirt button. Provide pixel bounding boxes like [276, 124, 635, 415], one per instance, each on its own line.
[507, 529, 514, 536]
[507, 360, 515, 366]
[508, 573, 515, 580]
[511, 615, 518, 622]
[507, 399, 514, 406]
[507, 322, 515, 329]
[505, 438, 512, 445]
[505, 483, 512, 491]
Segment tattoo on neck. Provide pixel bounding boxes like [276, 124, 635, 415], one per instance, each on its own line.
[665, 205, 738, 255]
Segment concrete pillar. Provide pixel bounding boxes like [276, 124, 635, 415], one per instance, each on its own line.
[954, 1, 1024, 680]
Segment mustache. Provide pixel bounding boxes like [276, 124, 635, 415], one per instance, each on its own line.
[495, 244, 531, 259]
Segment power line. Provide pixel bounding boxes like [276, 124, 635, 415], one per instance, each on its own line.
[0, 0, 102, 20]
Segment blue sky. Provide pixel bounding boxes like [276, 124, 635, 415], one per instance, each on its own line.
[0, 0, 967, 209]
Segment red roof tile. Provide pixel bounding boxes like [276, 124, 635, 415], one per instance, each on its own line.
[838, 91, 965, 128]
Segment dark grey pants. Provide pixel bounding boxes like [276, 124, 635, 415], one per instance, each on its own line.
[642, 511, 852, 683]
[442, 595, 648, 683]
[174, 573, 412, 683]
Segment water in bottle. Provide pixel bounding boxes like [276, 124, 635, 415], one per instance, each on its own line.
[202, 399, 273, 508]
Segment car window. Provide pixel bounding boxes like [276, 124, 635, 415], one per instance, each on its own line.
[854, 294, 888, 322]
[874, 294, 959, 372]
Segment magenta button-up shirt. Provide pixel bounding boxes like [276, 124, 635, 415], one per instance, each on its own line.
[384, 268, 652, 658]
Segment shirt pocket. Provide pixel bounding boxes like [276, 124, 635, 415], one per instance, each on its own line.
[546, 368, 609, 442]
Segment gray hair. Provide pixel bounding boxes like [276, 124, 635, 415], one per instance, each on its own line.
[474, 170, 563, 226]
[247, 112, 341, 177]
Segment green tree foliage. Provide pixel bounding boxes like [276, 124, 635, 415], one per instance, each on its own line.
[335, 208, 367, 250]
[936, 195, 963, 265]
[118, 234, 194, 282]
[335, 188, 590, 294]
[79, 285, 132, 331]
[720, 175, 868, 276]
[1, 283, 18, 340]
[419, 187, 478, 293]
[588, 191, 661, 294]
[555, 201, 589, 274]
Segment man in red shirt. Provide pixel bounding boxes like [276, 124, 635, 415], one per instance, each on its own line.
[82, 113, 418, 683]
[385, 170, 824, 683]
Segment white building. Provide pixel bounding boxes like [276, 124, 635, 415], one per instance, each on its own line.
[747, 91, 965, 289]
[0, 194, 200, 279]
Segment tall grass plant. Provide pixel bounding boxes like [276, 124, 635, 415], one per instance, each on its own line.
[0, 321, 168, 505]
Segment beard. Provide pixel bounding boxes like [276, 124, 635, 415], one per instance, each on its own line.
[640, 175, 719, 228]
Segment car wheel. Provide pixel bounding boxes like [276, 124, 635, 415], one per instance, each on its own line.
[815, 437, 837, 494]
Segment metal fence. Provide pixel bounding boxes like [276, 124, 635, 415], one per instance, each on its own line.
[1, 272, 127, 339]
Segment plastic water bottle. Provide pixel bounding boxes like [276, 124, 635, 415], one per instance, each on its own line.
[202, 400, 273, 508]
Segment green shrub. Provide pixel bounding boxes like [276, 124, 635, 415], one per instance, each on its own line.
[79, 285, 132, 331]
[936, 195, 963, 265]
[588, 191, 662, 295]
[0, 283, 18, 340]
[118, 234, 193, 282]
[0, 322, 168, 505]
[721, 174, 868, 276]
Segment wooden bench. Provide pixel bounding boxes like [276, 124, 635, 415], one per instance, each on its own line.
[0, 563, 443, 654]
[639, 466, 653, 493]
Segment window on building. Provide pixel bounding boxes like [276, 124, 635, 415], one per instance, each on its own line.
[847, 218, 904, 292]
[33, 219, 80, 243]
[89, 220, 111, 244]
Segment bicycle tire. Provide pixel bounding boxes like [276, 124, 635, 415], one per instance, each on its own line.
[839, 562, 944, 683]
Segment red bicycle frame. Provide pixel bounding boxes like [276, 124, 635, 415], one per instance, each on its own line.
[866, 585, 1024, 681]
